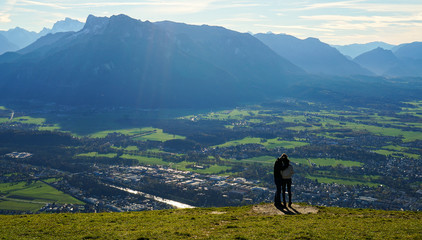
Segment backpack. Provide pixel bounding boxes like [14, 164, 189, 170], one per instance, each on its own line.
[281, 165, 294, 179]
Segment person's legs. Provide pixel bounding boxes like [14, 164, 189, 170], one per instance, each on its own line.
[274, 180, 282, 206]
[287, 179, 292, 207]
[281, 180, 287, 206]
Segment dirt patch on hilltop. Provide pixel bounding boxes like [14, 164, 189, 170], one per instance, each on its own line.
[251, 203, 319, 215]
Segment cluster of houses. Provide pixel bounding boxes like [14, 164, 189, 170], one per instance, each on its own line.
[100, 165, 271, 207]
[5, 152, 33, 159]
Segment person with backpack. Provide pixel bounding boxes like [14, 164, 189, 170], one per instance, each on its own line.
[281, 154, 294, 208]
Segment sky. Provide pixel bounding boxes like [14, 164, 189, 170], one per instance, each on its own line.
[0, 0, 421, 45]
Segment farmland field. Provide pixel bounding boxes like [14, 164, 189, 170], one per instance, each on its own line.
[0, 181, 84, 212]
[1, 100, 421, 190]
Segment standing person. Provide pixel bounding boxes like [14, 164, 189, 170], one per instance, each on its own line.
[273, 154, 284, 207]
[281, 155, 294, 207]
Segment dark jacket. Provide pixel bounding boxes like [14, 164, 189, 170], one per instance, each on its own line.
[274, 158, 283, 183]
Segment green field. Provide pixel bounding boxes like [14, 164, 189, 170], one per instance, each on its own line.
[120, 154, 167, 165]
[28, 108, 198, 136]
[0, 118, 9, 124]
[234, 156, 362, 169]
[119, 155, 231, 174]
[0, 181, 84, 212]
[76, 152, 118, 158]
[306, 175, 379, 187]
[279, 106, 422, 142]
[173, 161, 232, 174]
[0, 204, 420, 239]
[294, 158, 363, 167]
[233, 155, 275, 165]
[2, 102, 422, 189]
[214, 137, 309, 149]
[373, 149, 420, 159]
[11, 116, 46, 125]
[89, 127, 185, 141]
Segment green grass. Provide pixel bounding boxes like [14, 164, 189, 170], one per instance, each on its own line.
[88, 128, 146, 138]
[118, 155, 231, 174]
[264, 139, 309, 149]
[373, 149, 420, 159]
[133, 128, 185, 142]
[43, 178, 61, 183]
[111, 145, 139, 151]
[0, 118, 9, 123]
[124, 146, 139, 151]
[214, 137, 308, 149]
[11, 116, 46, 125]
[0, 204, 420, 239]
[37, 125, 61, 131]
[280, 108, 422, 142]
[0, 181, 84, 212]
[0, 199, 44, 212]
[174, 161, 232, 174]
[306, 175, 379, 187]
[89, 127, 185, 142]
[234, 156, 275, 165]
[120, 154, 167, 165]
[33, 108, 197, 136]
[76, 152, 118, 158]
[214, 137, 264, 148]
[296, 158, 363, 167]
[233, 156, 362, 168]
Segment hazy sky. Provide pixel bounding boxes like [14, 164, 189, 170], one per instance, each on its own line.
[1, 0, 421, 45]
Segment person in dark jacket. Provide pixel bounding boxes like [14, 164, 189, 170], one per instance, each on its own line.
[273, 153, 287, 207]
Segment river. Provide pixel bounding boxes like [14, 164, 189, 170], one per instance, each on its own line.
[108, 185, 195, 209]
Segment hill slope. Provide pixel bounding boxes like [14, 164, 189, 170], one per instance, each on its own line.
[0, 203, 421, 239]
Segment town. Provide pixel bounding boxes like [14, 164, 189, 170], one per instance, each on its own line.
[0, 101, 421, 214]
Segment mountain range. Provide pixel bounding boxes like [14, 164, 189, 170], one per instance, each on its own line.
[0, 18, 84, 54]
[0, 14, 304, 108]
[333, 42, 395, 58]
[254, 33, 372, 76]
[353, 42, 422, 77]
[0, 14, 421, 108]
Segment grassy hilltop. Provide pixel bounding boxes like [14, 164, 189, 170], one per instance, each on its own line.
[0, 203, 421, 239]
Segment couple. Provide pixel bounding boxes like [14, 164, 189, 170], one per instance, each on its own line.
[274, 153, 294, 208]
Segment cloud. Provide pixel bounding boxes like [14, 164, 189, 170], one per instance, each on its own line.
[297, 0, 365, 11]
[216, 17, 262, 23]
[18, 0, 68, 9]
[211, 2, 266, 9]
[295, 0, 422, 14]
[300, 14, 422, 31]
[254, 23, 333, 33]
[0, 13, 11, 23]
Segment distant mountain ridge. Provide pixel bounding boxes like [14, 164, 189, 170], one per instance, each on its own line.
[354, 42, 422, 77]
[354, 47, 399, 75]
[0, 34, 18, 54]
[0, 18, 84, 54]
[0, 14, 421, 108]
[0, 14, 304, 108]
[333, 42, 395, 58]
[255, 33, 372, 76]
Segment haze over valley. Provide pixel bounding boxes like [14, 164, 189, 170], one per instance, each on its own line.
[0, 14, 421, 215]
